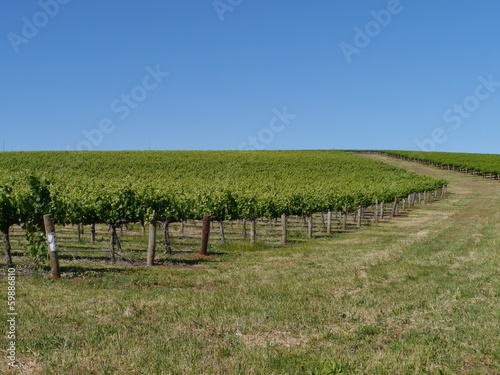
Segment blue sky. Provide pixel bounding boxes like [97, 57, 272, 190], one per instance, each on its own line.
[1, 0, 500, 153]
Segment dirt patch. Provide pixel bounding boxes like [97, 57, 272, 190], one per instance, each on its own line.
[238, 330, 309, 348]
[416, 230, 429, 238]
[9, 358, 43, 374]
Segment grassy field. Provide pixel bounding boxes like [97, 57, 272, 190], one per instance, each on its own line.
[1, 155, 499, 374]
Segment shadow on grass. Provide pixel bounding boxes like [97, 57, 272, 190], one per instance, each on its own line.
[1, 252, 221, 278]
[55, 256, 218, 278]
[155, 257, 211, 266]
[58, 264, 131, 275]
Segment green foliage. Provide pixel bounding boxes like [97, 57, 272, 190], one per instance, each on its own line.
[385, 150, 500, 175]
[306, 359, 346, 374]
[26, 231, 47, 258]
[0, 182, 16, 228]
[7, 174, 53, 263]
[0, 151, 446, 232]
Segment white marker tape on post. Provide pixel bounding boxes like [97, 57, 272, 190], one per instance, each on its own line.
[47, 232, 57, 252]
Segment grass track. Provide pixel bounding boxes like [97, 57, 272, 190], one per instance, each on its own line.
[1, 154, 499, 374]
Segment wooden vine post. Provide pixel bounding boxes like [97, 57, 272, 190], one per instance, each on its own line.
[147, 221, 156, 266]
[307, 215, 313, 239]
[250, 219, 256, 245]
[179, 221, 184, 239]
[109, 224, 117, 263]
[90, 223, 96, 244]
[2, 226, 13, 268]
[281, 214, 287, 244]
[199, 215, 211, 256]
[43, 214, 60, 279]
[327, 210, 332, 236]
[163, 221, 172, 255]
[390, 197, 398, 218]
[219, 221, 225, 244]
[441, 185, 447, 198]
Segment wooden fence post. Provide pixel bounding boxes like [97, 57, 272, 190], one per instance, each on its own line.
[147, 221, 156, 266]
[43, 214, 60, 279]
[199, 215, 211, 256]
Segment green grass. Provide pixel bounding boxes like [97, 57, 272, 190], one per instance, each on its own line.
[1, 155, 499, 374]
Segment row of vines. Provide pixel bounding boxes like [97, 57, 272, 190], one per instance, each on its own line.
[384, 150, 500, 178]
[0, 150, 447, 267]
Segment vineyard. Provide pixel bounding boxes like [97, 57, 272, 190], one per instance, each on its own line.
[0, 150, 447, 269]
[2, 151, 499, 374]
[384, 150, 500, 178]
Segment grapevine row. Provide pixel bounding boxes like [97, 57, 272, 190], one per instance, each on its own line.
[384, 150, 500, 178]
[0, 151, 447, 266]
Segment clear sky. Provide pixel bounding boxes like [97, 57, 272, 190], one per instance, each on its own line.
[2, 0, 500, 153]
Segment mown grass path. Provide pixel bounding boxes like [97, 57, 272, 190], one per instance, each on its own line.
[2, 154, 499, 374]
